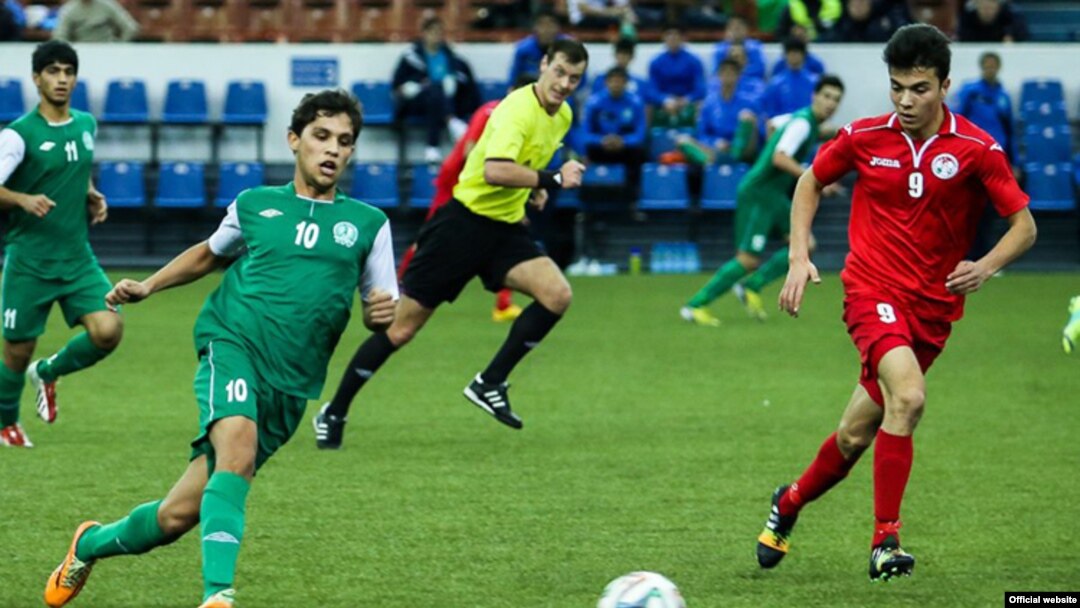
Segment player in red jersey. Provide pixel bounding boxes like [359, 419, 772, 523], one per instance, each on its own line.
[755, 24, 1037, 581]
[397, 74, 537, 323]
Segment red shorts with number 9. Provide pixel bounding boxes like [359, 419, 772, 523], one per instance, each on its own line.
[843, 291, 953, 407]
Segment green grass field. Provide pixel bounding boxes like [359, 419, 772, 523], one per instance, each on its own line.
[4, 271, 1079, 607]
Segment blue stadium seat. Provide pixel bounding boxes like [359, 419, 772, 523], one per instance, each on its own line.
[1023, 124, 1072, 164]
[351, 81, 394, 126]
[554, 188, 581, 210]
[222, 80, 267, 125]
[103, 79, 149, 123]
[648, 127, 693, 161]
[1020, 79, 1066, 126]
[583, 164, 626, 187]
[479, 80, 506, 104]
[350, 162, 398, 209]
[0, 78, 25, 123]
[70, 81, 90, 114]
[408, 164, 439, 208]
[97, 161, 145, 208]
[156, 162, 206, 208]
[1025, 162, 1075, 211]
[163, 80, 209, 124]
[701, 163, 747, 210]
[639, 163, 689, 210]
[215, 162, 264, 207]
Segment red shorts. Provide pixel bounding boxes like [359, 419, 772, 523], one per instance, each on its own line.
[843, 291, 953, 407]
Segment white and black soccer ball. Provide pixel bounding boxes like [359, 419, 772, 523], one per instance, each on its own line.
[597, 571, 686, 608]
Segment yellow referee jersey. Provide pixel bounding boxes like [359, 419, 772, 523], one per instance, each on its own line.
[453, 85, 572, 223]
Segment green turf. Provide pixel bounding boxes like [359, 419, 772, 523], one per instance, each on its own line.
[4, 271, 1079, 607]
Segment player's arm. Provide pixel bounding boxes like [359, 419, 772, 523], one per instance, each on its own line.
[0, 129, 55, 217]
[107, 202, 243, 306]
[779, 168, 826, 317]
[484, 159, 585, 190]
[358, 221, 399, 332]
[771, 117, 812, 178]
[946, 207, 1036, 295]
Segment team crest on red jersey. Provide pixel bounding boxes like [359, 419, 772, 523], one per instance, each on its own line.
[930, 153, 959, 180]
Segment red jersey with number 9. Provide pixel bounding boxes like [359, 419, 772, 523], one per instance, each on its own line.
[811, 106, 1029, 321]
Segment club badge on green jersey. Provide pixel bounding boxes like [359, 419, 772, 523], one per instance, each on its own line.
[333, 221, 359, 248]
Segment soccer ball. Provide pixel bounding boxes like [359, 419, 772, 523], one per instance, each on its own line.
[597, 571, 686, 608]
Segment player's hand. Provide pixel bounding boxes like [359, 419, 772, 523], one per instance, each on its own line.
[87, 188, 108, 225]
[106, 279, 150, 309]
[559, 160, 586, 189]
[821, 183, 846, 197]
[363, 288, 396, 328]
[779, 257, 821, 318]
[529, 188, 549, 211]
[18, 193, 56, 218]
[945, 260, 993, 295]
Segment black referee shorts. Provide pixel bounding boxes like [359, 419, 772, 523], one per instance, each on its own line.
[402, 199, 545, 308]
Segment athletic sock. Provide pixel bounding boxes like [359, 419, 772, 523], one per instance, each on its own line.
[325, 332, 397, 418]
[687, 258, 750, 308]
[778, 432, 860, 517]
[742, 247, 789, 293]
[36, 333, 112, 383]
[495, 289, 513, 311]
[75, 500, 170, 561]
[0, 363, 25, 426]
[872, 429, 913, 547]
[481, 302, 562, 385]
[677, 141, 711, 166]
[731, 118, 756, 162]
[201, 472, 250, 600]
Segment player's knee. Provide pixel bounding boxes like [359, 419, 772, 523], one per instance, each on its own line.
[88, 316, 123, 351]
[540, 282, 573, 314]
[889, 387, 925, 422]
[387, 322, 419, 347]
[158, 501, 199, 536]
[3, 346, 32, 373]
[836, 424, 873, 456]
[736, 253, 760, 271]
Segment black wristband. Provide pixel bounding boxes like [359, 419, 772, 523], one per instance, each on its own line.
[537, 170, 562, 190]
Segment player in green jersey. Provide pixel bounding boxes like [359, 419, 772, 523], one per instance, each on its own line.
[681, 75, 845, 327]
[0, 41, 122, 447]
[43, 90, 399, 608]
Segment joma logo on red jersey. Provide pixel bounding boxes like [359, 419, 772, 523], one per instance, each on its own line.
[870, 156, 901, 169]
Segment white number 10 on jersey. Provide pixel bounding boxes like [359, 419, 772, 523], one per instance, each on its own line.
[294, 221, 320, 249]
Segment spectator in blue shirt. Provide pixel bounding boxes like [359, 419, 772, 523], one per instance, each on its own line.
[724, 42, 767, 102]
[392, 17, 481, 163]
[584, 67, 648, 194]
[761, 38, 819, 118]
[593, 38, 650, 100]
[677, 59, 762, 165]
[955, 51, 1016, 165]
[769, 26, 826, 76]
[648, 26, 706, 128]
[711, 16, 767, 82]
[507, 11, 562, 86]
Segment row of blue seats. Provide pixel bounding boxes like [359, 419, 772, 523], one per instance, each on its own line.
[96, 159, 1077, 212]
[0, 78, 267, 125]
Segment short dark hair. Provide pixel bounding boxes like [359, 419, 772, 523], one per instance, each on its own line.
[512, 72, 537, 89]
[782, 37, 807, 55]
[290, 89, 363, 140]
[979, 51, 1001, 66]
[605, 66, 629, 81]
[883, 24, 951, 82]
[32, 41, 78, 75]
[421, 16, 441, 32]
[815, 74, 845, 94]
[718, 58, 742, 73]
[614, 38, 636, 56]
[534, 9, 559, 25]
[545, 38, 588, 66]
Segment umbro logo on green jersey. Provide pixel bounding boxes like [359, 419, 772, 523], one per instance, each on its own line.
[259, 208, 283, 218]
[39, 141, 56, 152]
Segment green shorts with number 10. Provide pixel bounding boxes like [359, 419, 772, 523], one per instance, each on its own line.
[0, 254, 113, 342]
[191, 339, 307, 472]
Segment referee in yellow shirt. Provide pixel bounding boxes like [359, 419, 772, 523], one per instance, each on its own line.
[313, 39, 589, 448]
